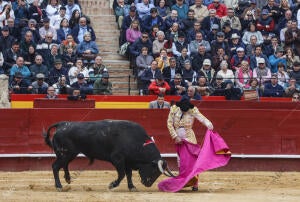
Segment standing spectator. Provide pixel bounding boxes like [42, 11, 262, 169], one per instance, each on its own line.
[29, 54, 49, 81]
[93, 72, 113, 95]
[31, 73, 49, 94]
[9, 72, 32, 94]
[149, 93, 170, 108]
[48, 58, 69, 85]
[88, 55, 108, 85]
[52, 75, 71, 94]
[65, 0, 81, 20]
[190, 0, 209, 22]
[71, 16, 96, 44]
[262, 73, 284, 97]
[3, 41, 25, 74]
[0, 26, 15, 52]
[10, 56, 31, 83]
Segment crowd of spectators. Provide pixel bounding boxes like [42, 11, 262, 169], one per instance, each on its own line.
[115, 0, 300, 100]
[0, 0, 113, 97]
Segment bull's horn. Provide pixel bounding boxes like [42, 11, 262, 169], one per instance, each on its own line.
[165, 166, 177, 177]
[157, 160, 165, 173]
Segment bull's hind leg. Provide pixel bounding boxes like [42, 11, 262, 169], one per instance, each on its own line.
[52, 158, 64, 191]
[109, 153, 126, 190]
[63, 154, 77, 184]
[125, 166, 137, 191]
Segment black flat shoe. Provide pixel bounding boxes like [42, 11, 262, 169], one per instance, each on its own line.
[192, 187, 198, 191]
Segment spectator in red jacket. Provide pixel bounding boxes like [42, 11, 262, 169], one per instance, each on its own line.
[207, 0, 227, 18]
[148, 74, 171, 95]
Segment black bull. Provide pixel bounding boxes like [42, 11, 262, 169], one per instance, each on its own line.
[43, 120, 175, 191]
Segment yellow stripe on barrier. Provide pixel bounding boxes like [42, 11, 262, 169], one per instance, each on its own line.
[95, 102, 149, 109]
[11, 101, 34, 108]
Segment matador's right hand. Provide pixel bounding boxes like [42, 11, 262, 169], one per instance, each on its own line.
[175, 136, 182, 144]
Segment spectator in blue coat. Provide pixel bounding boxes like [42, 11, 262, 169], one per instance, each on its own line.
[142, 7, 166, 33]
[262, 73, 284, 97]
[268, 46, 287, 73]
[71, 16, 96, 43]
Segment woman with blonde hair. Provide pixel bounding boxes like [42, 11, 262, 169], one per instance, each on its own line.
[155, 48, 170, 71]
[125, 19, 142, 43]
[235, 61, 253, 89]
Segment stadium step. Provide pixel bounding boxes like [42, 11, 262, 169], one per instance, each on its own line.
[79, 0, 138, 95]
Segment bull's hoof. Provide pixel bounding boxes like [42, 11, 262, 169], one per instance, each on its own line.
[56, 187, 63, 192]
[65, 178, 71, 184]
[129, 187, 138, 192]
[108, 181, 118, 190]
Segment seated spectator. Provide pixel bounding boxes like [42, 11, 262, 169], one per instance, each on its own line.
[290, 61, 300, 86]
[191, 44, 211, 73]
[277, 62, 290, 89]
[39, 17, 57, 41]
[249, 45, 271, 70]
[182, 60, 197, 86]
[149, 93, 170, 108]
[28, 0, 43, 24]
[210, 31, 229, 56]
[114, 0, 130, 29]
[187, 85, 201, 100]
[253, 58, 272, 85]
[71, 16, 96, 44]
[291, 92, 300, 102]
[93, 72, 113, 95]
[136, 46, 154, 78]
[256, 9, 275, 35]
[192, 76, 214, 96]
[45, 43, 62, 70]
[189, 32, 211, 55]
[12, 0, 29, 27]
[52, 75, 71, 94]
[152, 31, 172, 58]
[228, 33, 245, 57]
[148, 24, 160, 42]
[211, 75, 225, 96]
[88, 56, 108, 85]
[3, 41, 25, 74]
[201, 9, 220, 36]
[20, 31, 36, 55]
[211, 46, 229, 71]
[68, 58, 89, 85]
[241, 9, 257, 33]
[50, 6, 67, 30]
[56, 18, 72, 43]
[284, 77, 300, 97]
[136, 0, 155, 20]
[262, 36, 280, 57]
[169, 73, 188, 95]
[62, 45, 77, 69]
[36, 32, 60, 65]
[29, 54, 49, 82]
[0, 49, 3, 73]
[140, 60, 162, 94]
[207, 0, 227, 18]
[165, 22, 180, 43]
[230, 47, 249, 71]
[45, 86, 58, 99]
[67, 88, 87, 101]
[165, 10, 183, 31]
[31, 73, 49, 94]
[262, 73, 284, 97]
[68, 9, 80, 29]
[155, 48, 170, 71]
[223, 80, 242, 100]
[268, 46, 287, 73]
[21, 19, 41, 44]
[162, 57, 182, 84]
[148, 74, 171, 95]
[220, 7, 241, 32]
[129, 32, 153, 58]
[126, 20, 142, 44]
[0, 26, 15, 53]
[286, 47, 300, 73]
[222, 22, 240, 44]
[216, 60, 234, 83]
[23, 45, 37, 67]
[9, 72, 32, 94]
[190, 0, 209, 22]
[242, 22, 264, 46]
[156, 0, 170, 21]
[206, 24, 219, 43]
[65, 0, 81, 20]
[59, 34, 77, 55]
[181, 9, 197, 34]
[176, 47, 191, 71]
[198, 59, 216, 84]
[171, 0, 189, 20]
[70, 73, 93, 95]
[77, 31, 99, 64]
[187, 21, 206, 43]
[0, 4, 15, 29]
[7, 17, 22, 41]
[172, 31, 190, 57]
[142, 7, 165, 33]
[9, 56, 31, 83]
[48, 59, 69, 85]
[235, 61, 253, 89]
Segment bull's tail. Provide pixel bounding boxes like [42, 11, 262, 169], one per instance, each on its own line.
[43, 123, 61, 148]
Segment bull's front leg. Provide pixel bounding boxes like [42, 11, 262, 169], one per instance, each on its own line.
[125, 166, 137, 191]
[109, 153, 126, 190]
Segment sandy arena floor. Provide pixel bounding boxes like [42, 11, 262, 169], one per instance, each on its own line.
[0, 170, 300, 202]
